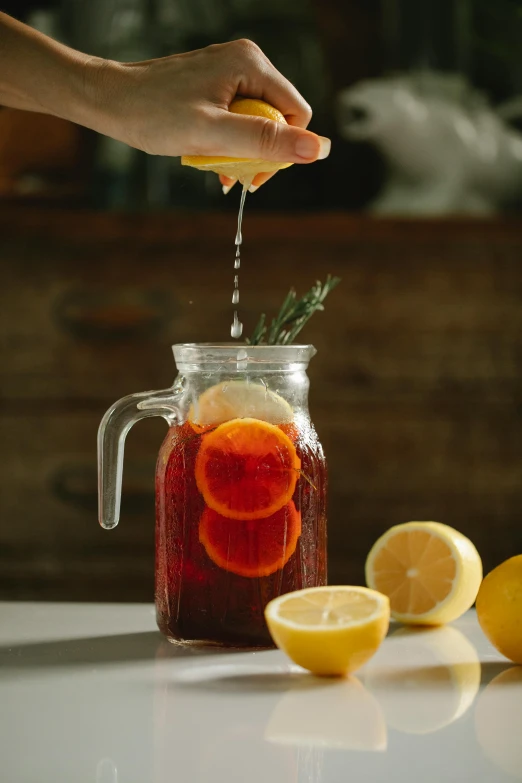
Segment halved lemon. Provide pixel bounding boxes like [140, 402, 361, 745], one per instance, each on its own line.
[265, 586, 390, 677]
[189, 380, 293, 432]
[365, 521, 483, 625]
[181, 98, 293, 183]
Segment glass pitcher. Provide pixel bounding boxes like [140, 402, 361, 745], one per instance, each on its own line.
[98, 344, 327, 647]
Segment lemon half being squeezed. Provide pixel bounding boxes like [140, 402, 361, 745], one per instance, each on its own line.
[181, 98, 293, 183]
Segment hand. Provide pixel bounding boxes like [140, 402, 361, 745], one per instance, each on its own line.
[0, 12, 330, 193]
[97, 39, 330, 191]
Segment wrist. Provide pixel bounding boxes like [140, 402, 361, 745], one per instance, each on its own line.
[75, 58, 155, 152]
[68, 55, 127, 139]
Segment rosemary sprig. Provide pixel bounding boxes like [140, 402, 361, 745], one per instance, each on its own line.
[247, 275, 341, 346]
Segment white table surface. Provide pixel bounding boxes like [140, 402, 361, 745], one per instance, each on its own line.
[0, 602, 520, 783]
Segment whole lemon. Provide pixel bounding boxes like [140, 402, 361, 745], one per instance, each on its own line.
[476, 554, 522, 664]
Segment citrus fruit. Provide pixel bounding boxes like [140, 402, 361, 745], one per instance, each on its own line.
[475, 666, 522, 780]
[475, 554, 522, 663]
[365, 521, 483, 625]
[199, 501, 301, 578]
[181, 98, 293, 183]
[265, 586, 390, 677]
[189, 380, 293, 432]
[362, 625, 480, 734]
[195, 418, 300, 520]
[265, 676, 387, 751]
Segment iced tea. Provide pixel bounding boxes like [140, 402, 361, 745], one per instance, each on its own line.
[155, 413, 327, 647]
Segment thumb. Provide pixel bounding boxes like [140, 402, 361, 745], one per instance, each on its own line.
[209, 112, 331, 163]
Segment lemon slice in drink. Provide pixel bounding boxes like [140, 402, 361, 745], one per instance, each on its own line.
[365, 521, 483, 626]
[189, 379, 293, 430]
[265, 586, 390, 677]
[181, 98, 293, 183]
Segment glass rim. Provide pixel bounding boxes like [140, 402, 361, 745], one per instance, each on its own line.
[172, 343, 316, 370]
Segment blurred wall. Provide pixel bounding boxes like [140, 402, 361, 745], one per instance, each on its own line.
[0, 0, 521, 602]
[0, 210, 521, 600]
[2, 0, 521, 213]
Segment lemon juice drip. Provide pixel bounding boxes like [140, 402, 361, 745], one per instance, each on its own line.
[230, 183, 249, 338]
[231, 312, 242, 339]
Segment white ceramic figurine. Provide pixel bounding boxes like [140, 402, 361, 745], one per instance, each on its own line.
[338, 72, 522, 215]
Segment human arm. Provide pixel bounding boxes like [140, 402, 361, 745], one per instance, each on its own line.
[0, 11, 330, 183]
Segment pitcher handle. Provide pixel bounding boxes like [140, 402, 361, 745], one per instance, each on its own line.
[97, 388, 182, 530]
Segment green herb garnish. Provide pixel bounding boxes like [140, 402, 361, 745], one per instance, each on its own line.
[247, 275, 340, 346]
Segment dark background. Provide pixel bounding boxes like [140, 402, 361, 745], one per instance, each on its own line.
[1, 0, 521, 602]
[2, 0, 522, 212]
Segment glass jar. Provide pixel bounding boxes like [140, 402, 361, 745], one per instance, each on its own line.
[98, 344, 327, 646]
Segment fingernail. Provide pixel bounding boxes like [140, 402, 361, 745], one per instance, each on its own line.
[317, 136, 331, 159]
[248, 184, 259, 193]
[222, 182, 236, 195]
[295, 135, 331, 161]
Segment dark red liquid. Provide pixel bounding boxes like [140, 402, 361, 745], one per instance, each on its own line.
[155, 417, 327, 647]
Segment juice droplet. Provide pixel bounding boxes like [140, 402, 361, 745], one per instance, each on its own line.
[234, 187, 248, 246]
[230, 184, 248, 340]
[231, 312, 243, 339]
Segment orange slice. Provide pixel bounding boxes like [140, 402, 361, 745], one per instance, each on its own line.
[199, 502, 301, 578]
[365, 521, 483, 625]
[195, 418, 300, 520]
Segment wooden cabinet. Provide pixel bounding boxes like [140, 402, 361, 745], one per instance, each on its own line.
[1, 209, 521, 600]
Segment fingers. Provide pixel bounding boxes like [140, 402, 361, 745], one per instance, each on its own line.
[232, 39, 312, 129]
[249, 171, 277, 191]
[209, 110, 330, 163]
[219, 171, 274, 194]
[215, 39, 330, 193]
[219, 174, 237, 194]
[252, 69, 312, 130]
